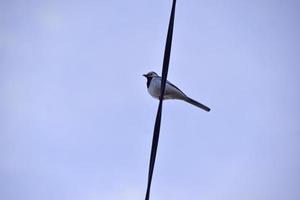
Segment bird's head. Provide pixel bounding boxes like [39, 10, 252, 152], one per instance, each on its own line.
[143, 71, 158, 79]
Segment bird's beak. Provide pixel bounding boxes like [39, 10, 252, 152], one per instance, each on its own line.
[143, 74, 147, 78]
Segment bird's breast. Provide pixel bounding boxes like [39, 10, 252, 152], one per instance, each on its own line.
[148, 78, 161, 99]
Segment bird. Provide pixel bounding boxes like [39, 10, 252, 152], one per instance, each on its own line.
[143, 71, 211, 112]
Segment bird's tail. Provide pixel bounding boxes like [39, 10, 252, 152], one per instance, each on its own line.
[184, 97, 211, 112]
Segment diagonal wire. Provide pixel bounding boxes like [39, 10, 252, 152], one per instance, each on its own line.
[145, 1, 176, 200]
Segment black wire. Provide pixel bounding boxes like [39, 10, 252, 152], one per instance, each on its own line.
[145, 1, 176, 199]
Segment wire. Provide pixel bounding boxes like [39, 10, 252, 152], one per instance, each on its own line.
[145, 1, 177, 199]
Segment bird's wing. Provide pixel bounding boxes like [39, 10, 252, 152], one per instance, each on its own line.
[164, 80, 187, 99]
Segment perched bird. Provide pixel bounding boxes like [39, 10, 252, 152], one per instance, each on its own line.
[143, 71, 211, 112]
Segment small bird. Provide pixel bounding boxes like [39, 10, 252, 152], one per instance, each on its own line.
[143, 71, 210, 112]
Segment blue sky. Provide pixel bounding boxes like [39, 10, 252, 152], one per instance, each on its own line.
[1, 0, 300, 199]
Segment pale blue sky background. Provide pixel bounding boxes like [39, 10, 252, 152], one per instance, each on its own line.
[1, 0, 300, 199]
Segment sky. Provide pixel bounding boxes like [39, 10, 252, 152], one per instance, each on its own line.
[1, 0, 300, 199]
